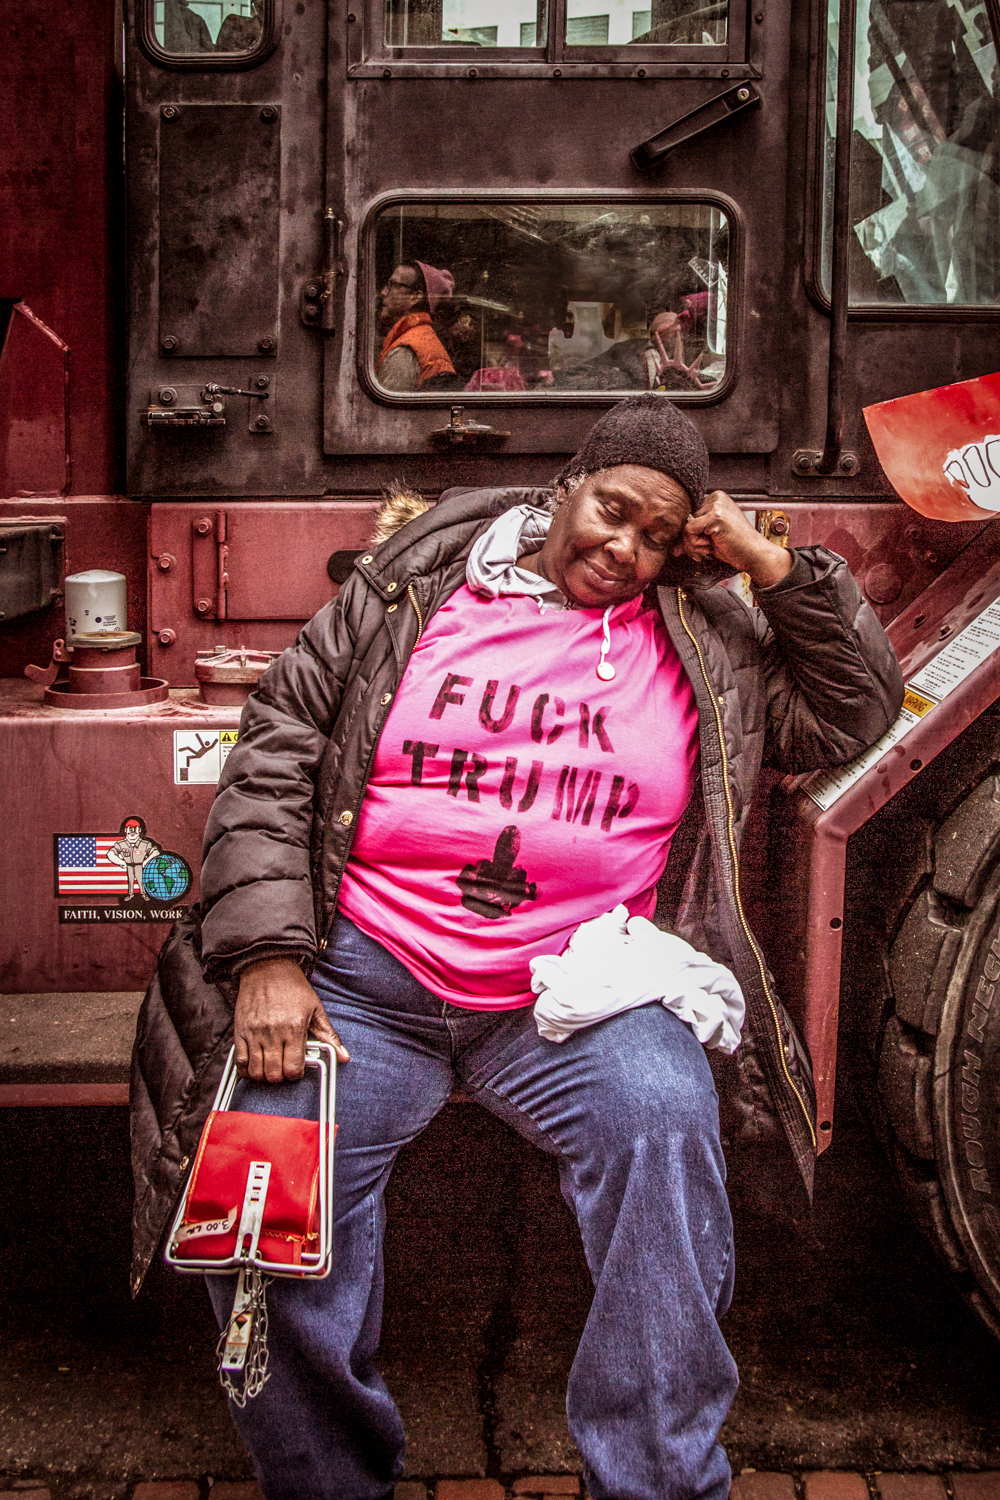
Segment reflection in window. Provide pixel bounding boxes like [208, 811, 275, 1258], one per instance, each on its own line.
[371, 202, 729, 396]
[567, 0, 728, 46]
[824, 0, 1000, 304]
[154, 0, 262, 51]
[385, 0, 549, 46]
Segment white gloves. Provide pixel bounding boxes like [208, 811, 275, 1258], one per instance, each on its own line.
[529, 905, 745, 1055]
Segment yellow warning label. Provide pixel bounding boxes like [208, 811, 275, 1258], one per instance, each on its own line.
[903, 689, 935, 717]
[220, 730, 239, 746]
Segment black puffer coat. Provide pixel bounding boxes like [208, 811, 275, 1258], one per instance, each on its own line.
[130, 487, 903, 1291]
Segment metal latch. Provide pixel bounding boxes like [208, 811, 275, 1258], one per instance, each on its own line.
[146, 381, 275, 434]
[428, 407, 511, 450]
[146, 385, 226, 428]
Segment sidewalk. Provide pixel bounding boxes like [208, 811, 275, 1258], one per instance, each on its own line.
[5, 1473, 1000, 1500]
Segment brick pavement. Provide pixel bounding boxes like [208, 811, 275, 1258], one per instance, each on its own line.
[3, 1474, 1000, 1499]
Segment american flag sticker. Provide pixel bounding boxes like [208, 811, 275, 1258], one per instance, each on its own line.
[55, 835, 131, 897]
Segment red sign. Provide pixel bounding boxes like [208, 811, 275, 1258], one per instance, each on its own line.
[864, 371, 1000, 522]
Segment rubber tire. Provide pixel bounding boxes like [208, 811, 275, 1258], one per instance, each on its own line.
[880, 772, 1000, 1337]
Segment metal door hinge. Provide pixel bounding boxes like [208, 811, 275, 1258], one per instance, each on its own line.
[191, 511, 229, 620]
[793, 449, 860, 477]
[302, 211, 346, 330]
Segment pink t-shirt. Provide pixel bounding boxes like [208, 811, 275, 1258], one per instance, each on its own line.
[337, 585, 699, 1009]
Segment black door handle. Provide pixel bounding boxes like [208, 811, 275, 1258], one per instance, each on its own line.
[631, 82, 761, 170]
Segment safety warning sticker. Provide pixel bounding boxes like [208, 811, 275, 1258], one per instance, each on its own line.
[803, 595, 1000, 811]
[174, 729, 240, 784]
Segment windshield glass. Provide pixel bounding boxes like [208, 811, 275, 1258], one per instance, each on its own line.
[384, 0, 726, 47]
[823, 0, 1000, 304]
[370, 201, 730, 397]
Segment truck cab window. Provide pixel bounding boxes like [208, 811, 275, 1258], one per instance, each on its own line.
[369, 201, 730, 398]
[567, 0, 727, 46]
[824, 0, 1000, 305]
[385, 0, 549, 46]
[383, 0, 725, 47]
[154, 0, 263, 53]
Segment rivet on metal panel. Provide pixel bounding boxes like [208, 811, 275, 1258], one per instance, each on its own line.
[162, 105, 178, 119]
[636, 68, 646, 77]
[255, 414, 270, 430]
[255, 376, 270, 389]
[196, 598, 213, 615]
[161, 336, 177, 352]
[194, 517, 213, 536]
[910, 759, 923, 772]
[347, 10, 356, 18]
[553, 67, 562, 76]
[721, 67, 729, 76]
[755, 10, 764, 19]
[260, 106, 277, 121]
[159, 387, 176, 404]
[258, 336, 275, 353]
[468, 67, 478, 77]
[736, 87, 750, 102]
[157, 629, 177, 646]
[156, 553, 177, 573]
[383, 67, 392, 77]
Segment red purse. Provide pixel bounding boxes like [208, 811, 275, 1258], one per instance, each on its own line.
[165, 1042, 337, 1403]
[169, 1109, 326, 1269]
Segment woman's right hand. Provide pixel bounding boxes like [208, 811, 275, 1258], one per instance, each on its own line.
[234, 956, 350, 1082]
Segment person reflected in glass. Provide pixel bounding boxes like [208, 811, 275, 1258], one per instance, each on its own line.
[163, 0, 213, 51]
[647, 301, 715, 392]
[377, 261, 457, 391]
[216, 0, 263, 50]
[554, 290, 718, 393]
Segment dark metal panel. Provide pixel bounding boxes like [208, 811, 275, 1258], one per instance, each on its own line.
[158, 104, 281, 358]
[0, 523, 64, 623]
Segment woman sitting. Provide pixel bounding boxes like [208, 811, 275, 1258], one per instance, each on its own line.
[132, 395, 902, 1500]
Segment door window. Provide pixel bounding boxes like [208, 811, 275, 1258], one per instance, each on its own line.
[822, 0, 1000, 305]
[141, 0, 279, 66]
[367, 199, 731, 399]
[356, 0, 741, 71]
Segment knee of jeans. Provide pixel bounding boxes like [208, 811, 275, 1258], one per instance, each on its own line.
[595, 1010, 720, 1153]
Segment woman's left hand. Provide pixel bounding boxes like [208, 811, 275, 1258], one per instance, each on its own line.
[677, 491, 793, 587]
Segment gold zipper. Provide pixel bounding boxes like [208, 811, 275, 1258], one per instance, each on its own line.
[407, 583, 424, 644]
[676, 588, 817, 1149]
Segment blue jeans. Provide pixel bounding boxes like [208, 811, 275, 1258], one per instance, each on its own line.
[207, 916, 737, 1500]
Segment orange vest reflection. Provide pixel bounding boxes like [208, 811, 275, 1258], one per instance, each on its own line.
[378, 313, 455, 386]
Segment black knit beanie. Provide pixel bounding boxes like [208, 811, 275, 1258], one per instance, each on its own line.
[553, 394, 709, 510]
